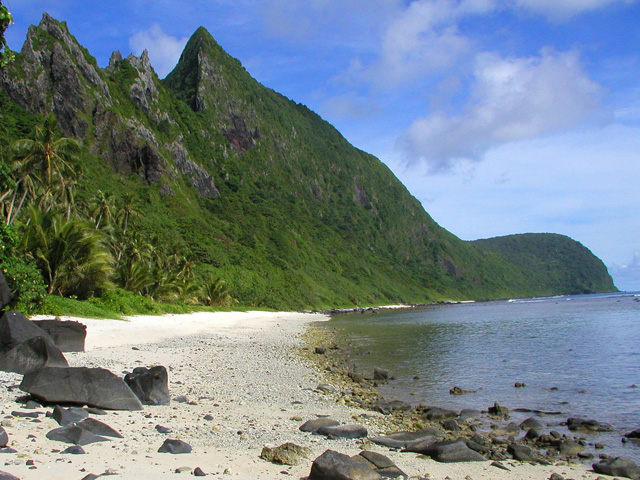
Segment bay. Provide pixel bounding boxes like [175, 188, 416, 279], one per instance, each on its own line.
[321, 292, 640, 461]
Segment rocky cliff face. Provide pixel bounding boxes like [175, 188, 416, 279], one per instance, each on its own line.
[1, 13, 218, 196]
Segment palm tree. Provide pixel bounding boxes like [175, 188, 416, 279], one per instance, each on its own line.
[90, 190, 116, 230]
[20, 205, 114, 298]
[8, 114, 80, 224]
[116, 193, 141, 236]
[201, 275, 236, 307]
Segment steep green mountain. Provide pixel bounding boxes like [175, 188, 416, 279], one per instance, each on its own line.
[0, 14, 616, 309]
[472, 233, 616, 295]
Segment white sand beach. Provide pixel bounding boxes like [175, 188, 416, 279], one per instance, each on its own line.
[0, 311, 605, 479]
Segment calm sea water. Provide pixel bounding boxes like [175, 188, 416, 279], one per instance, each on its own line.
[321, 292, 640, 460]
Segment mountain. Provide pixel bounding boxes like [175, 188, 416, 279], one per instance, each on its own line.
[0, 14, 617, 309]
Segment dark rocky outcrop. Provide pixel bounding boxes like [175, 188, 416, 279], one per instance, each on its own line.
[592, 457, 640, 478]
[52, 406, 89, 426]
[124, 365, 170, 405]
[355, 451, 407, 479]
[414, 439, 487, 462]
[0, 311, 55, 354]
[20, 366, 143, 410]
[370, 429, 442, 450]
[32, 320, 86, 352]
[0, 335, 68, 374]
[309, 449, 383, 480]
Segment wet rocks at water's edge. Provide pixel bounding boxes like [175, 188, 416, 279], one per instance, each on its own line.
[308, 335, 640, 475]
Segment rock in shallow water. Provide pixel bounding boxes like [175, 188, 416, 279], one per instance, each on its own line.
[419, 439, 487, 462]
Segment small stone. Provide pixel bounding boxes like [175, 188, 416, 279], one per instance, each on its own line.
[193, 467, 207, 476]
[158, 439, 192, 454]
[155, 425, 172, 434]
[175, 466, 191, 473]
[61, 445, 85, 454]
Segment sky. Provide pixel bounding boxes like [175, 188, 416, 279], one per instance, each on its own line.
[4, 0, 640, 291]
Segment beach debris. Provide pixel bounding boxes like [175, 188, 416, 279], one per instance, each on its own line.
[317, 424, 368, 439]
[309, 449, 383, 480]
[20, 366, 143, 411]
[0, 335, 68, 374]
[32, 319, 87, 352]
[158, 438, 192, 454]
[260, 442, 312, 465]
[299, 418, 340, 433]
[413, 439, 487, 462]
[592, 456, 640, 478]
[124, 365, 170, 405]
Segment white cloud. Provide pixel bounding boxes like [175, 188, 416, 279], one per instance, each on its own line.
[609, 252, 640, 292]
[129, 25, 189, 78]
[397, 49, 608, 172]
[513, 0, 637, 20]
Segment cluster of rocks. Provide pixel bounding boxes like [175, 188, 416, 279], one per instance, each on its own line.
[307, 335, 640, 479]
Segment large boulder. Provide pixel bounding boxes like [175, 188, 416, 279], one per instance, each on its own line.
[593, 457, 640, 479]
[0, 336, 68, 374]
[124, 365, 170, 405]
[416, 439, 487, 462]
[0, 311, 55, 354]
[355, 451, 407, 479]
[309, 450, 382, 480]
[0, 272, 11, 310]
[32, 319, 86, 352]
[20, 366, 143, 411]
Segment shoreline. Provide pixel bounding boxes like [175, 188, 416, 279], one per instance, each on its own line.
[0, 311, 606, 479]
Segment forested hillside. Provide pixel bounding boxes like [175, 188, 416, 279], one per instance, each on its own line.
[0, 14, 616, 312]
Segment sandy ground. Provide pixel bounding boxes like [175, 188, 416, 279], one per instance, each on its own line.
[0, 311, 609, 480]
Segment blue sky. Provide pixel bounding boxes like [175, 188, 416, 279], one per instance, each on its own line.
[4, 0, 640, 291]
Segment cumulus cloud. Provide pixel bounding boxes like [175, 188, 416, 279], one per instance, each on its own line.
[609, 252, 640, 292]
[397, 49, 608, 172]
[513, 0, 637, 20]
[129, 25, 189, 78]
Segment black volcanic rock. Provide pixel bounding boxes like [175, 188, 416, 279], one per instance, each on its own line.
[0, 272, 11, 310]
[0, 311, 55, 354]
[0, 336, 68, 374]
[32, 319, 86, 352]
[124, 365, 170, 405]
[20, 366, 143, 410]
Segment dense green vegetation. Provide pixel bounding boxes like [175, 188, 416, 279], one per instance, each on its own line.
[472, 234, 616, 295]
[0, 14, 617, 314]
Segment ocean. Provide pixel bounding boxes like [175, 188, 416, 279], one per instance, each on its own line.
[320, 292, 640, 461]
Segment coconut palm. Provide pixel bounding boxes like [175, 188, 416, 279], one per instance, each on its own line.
[8, 115, 80, 224]
[201, 275, 236, 307]
[90, 190, 116, 230]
